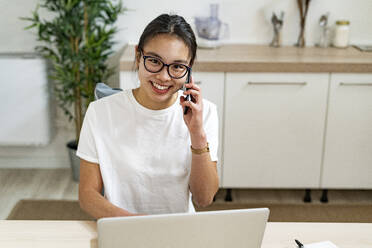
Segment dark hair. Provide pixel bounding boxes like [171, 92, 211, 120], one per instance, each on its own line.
[137, 14, 197, 67]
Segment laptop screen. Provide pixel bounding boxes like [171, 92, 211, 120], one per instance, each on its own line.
[98, 208, 269, 248]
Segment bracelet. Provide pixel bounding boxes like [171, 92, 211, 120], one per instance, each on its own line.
[190, 142, 210, 154]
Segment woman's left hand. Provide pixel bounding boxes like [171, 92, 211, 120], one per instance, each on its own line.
[180, 75, 204, 135]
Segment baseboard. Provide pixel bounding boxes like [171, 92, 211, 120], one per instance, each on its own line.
[0, 157, 70, 169]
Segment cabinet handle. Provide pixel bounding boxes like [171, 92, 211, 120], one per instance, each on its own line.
[194, 81, 202, 85]
[340, 82, 372, 86]
[247, 82, 307, 86]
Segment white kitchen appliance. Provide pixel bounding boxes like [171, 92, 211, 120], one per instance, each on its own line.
[194, 4, 229, 48]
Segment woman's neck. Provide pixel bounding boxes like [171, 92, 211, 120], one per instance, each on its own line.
[132, 88, 178, 110]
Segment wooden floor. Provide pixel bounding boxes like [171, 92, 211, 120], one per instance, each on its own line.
[0, 169, 78, 219]
[1, 169, 372, 220]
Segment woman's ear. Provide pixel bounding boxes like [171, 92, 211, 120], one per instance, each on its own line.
[134, 45, 140, 69]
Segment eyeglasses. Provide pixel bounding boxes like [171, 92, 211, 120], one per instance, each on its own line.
[141, 52, 191, 79]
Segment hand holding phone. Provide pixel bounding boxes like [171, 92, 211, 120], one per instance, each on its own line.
[183, 68, 192, 115]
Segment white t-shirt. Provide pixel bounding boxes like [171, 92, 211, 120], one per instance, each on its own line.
[76, 89, 218, 215]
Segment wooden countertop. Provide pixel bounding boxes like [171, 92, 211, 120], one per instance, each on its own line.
[120, 44, 372, 73]
[2, 221, 372, 248]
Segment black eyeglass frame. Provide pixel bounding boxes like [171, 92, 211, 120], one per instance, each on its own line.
[141, 52, 191, 79]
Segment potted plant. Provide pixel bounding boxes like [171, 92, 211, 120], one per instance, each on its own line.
[23, 0, 125, 181]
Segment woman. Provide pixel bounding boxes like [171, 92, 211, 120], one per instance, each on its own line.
[77, 14, 219, 218]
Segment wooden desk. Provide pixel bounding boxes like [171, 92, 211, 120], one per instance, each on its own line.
[1, 221, 372, 248]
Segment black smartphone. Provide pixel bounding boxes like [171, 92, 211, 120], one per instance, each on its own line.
[183, 68, 192, 115]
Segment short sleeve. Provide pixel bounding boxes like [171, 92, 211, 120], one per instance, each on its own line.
[204, 102, 219, 162]
[76, 103, 99, 164]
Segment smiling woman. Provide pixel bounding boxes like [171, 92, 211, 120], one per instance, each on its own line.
[134, 34, 191, 110]
[77, 14, 220, 219]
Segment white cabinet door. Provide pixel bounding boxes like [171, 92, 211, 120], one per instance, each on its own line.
[193, 72, 225, 185]
[322, 73, 372, 189]
[223, 73, 329, 188]
[120, 71, 138, 90]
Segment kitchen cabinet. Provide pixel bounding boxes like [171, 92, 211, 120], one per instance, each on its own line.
[120, 71, 225, 185]
[119, 44, 372, 190]
[120, 71, 139, 90]
[321, 73, 372, 189]
[190, 72, 225, 185]
[223, 73, 329, 188]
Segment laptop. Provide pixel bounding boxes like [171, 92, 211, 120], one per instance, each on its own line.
[98, 208, 270, 248]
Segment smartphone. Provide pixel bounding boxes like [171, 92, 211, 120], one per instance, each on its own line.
[183, 68, 192, 115]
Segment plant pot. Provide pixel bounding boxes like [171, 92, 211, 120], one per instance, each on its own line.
[67, 140, 80, 182]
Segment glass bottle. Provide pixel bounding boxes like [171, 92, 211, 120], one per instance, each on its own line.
[333, 20, 350, 48]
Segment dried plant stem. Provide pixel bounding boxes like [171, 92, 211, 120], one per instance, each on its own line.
[296, 0, 311, 47]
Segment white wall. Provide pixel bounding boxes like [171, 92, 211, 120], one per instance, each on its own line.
[116, 0, 372, 47]
[1, 0, 372, 53]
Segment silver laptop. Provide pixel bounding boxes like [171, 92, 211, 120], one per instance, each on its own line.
[98, 208, 269, 248]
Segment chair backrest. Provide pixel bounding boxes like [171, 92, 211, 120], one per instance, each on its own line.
[94, 82, 123, 100]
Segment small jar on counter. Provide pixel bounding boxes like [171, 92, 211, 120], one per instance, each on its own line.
[333, 20, 350, 48]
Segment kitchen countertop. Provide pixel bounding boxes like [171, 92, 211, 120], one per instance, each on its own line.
[120, 44, 372, 73]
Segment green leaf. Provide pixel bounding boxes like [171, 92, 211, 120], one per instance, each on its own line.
[23, 0, 126, 140]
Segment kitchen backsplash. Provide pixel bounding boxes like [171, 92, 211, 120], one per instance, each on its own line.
[1, 0, 371, 52]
